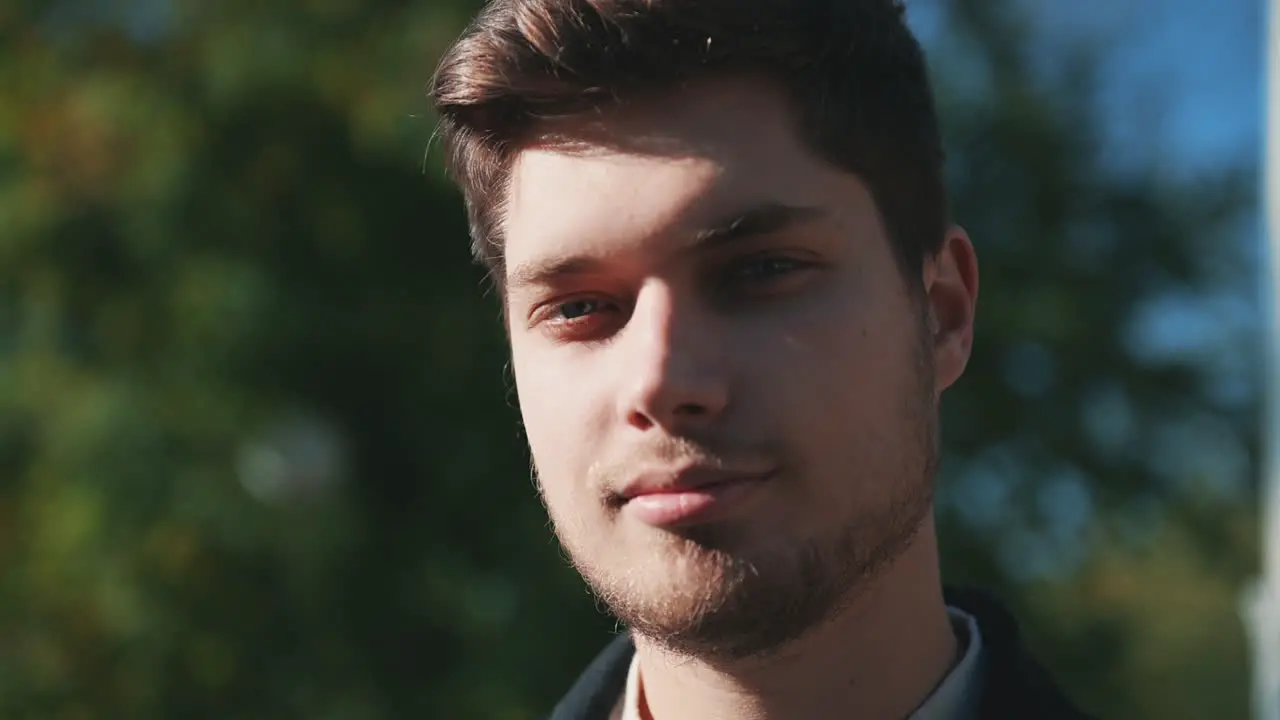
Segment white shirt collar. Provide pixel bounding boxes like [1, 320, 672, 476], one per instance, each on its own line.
[611, 605, 986, 720]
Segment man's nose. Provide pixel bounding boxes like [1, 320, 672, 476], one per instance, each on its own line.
[616, 284, 730, 432]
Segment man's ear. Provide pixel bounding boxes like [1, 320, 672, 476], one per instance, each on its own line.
[921, 226, 979, 393]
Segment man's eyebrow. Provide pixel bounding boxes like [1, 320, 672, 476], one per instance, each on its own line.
[691, 202, 828, 249]
[505, 202, 828, 292]
[506, 254, 602, 295]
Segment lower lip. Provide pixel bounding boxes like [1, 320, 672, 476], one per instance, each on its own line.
[624, 477, 768, 527]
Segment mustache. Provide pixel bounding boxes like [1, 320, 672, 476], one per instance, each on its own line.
[591, 435, 778, 494]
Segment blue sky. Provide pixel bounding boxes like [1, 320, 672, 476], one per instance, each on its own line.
[913, 0, 1262, 176]
[1054, 0, 1261, 178]
[913, 0, 1264, 398]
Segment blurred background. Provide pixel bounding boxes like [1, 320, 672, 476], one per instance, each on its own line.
[0, 0, 1265, 717]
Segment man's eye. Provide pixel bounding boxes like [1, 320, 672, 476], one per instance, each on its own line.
[557, 299, 602, 320]
[534, 296, 624, 341]
[728, 256, 807, 282]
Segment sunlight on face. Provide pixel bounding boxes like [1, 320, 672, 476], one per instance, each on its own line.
[504, 77, 938, 659]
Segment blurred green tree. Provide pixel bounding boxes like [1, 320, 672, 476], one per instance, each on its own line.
[0, 0, 1257, 718]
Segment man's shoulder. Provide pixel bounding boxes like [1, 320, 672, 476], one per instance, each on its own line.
[546, 587, 1095, 720]
[944, 586, 1096, 720]
[545, 631, 634, 720]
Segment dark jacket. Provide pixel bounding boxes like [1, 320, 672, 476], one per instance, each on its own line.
[546, 587, 1094, 720]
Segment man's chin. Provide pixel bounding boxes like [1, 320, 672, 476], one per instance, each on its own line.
[619, 550, 744, 604]
[597, 552, 813, 660]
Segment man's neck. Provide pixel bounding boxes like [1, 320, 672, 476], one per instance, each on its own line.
[632, 521, 958, 720]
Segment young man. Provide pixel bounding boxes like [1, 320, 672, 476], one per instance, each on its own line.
[431, 1, 1091, 718]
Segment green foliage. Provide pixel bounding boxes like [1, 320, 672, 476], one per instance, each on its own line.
[0, 0, 1257, 717]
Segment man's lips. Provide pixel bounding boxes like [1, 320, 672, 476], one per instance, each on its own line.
[618, 466, 774, 526]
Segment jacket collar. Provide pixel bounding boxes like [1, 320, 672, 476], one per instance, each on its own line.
[547, 587, 1093, 720]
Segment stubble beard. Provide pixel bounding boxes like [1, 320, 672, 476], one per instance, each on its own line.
[576, 467, 935, 663]
[540, 324, 940, 663]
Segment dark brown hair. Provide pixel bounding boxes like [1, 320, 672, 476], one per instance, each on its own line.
[430, 0, 947, 288]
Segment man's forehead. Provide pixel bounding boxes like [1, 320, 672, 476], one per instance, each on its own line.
[502, 143, 722, 269]
[498, 77, 852, 296]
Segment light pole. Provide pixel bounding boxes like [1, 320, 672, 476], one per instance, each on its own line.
[1244, 1, 1280, 717]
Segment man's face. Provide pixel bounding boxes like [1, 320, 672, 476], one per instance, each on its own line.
[502, 77, 951, 659]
